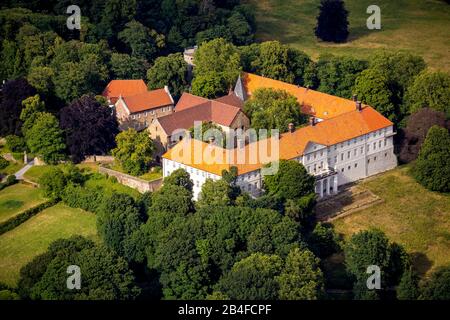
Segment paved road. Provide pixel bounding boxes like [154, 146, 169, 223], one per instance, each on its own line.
[13, 160, 34, 180]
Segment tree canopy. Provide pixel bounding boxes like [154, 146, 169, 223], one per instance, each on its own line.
[60, 95, 119, 163]
[315, 0, 349, 43]
[412, 125, 450, 192]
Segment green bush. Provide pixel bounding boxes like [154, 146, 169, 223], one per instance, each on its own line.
[0, 175, 17, 191]
[0, 157, 9, 170]
[62, 184, 104, 214]
[5, 135, 27, 153]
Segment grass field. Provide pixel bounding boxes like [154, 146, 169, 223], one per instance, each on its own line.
[0, 203, 98, 287]
[332, 165, 450, 276]
[247, 0, 450, 71]
[0, 184, 47, 223]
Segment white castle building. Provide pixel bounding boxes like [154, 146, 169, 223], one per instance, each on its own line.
[162, 73, 397, 200]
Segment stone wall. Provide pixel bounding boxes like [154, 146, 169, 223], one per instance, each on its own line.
[82, 155, 115, 163]
[98, 166, 163, 194]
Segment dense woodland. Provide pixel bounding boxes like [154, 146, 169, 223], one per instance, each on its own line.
[0, 0, 449, 301]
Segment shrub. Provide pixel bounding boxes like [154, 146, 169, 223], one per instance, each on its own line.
[62, 184, 104, 213]
[0, 157, 9, 170]
[0, 175, 17, 191]
[5, 135, 27, 152]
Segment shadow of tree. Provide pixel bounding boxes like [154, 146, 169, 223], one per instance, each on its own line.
[410, 252, 433, 277]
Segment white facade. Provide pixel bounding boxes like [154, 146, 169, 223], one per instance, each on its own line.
[162, 125, 397, 200]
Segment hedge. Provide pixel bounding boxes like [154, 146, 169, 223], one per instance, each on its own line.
[0, 198, 59, 235]
[0, 175, 17, 191]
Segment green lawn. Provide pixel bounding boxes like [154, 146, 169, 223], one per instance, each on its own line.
[84, 173, 140, 198]
[0, 183, 47, 223]
[23, 165, 53, 183]
[332, 165, 450, 276]
[0, 203, 98, 287]
[248, 0, 450, 71]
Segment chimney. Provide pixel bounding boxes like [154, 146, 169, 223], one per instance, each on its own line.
[356, 101, 362, 111]
[310, 117, 316, 126]
[288, 122, 295, 133]
[352, 94, 357, 102]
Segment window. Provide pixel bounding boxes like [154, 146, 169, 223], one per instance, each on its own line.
[361, 146, 364, 154]
[320, 161, 323, 169]
[314, 152, 317, 159]
[354, 149, 357, 156]
[374, 156, 377, 161]
[341, 153, 344, 161]
[373, 142, 376, 149]
[348, 165, 351, 170]
[334, 145, 337, 150]
[379, 140, 382, 148]
[367, 145, 370, 152]
[368, 158, 370, 164]
[307, 154, 310, 161]
[354, 163, 358, 168]
[347, 151, 350, 159]
[341, 168, 344, 172]
[384, 139, 387, 146]
[314, 164, 317, 172]
[320, 151, 323, 157]
[334, 156, 337, 163]
[385, 153, 387, 157]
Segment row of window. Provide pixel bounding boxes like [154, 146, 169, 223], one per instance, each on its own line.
[130, 106, 173, 120]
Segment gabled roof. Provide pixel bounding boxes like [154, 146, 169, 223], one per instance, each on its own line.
[157, 101, 242, 135]
[102, 80, 147, 104]
[239, 72, 359, 120]
[175, 93, 209, 111]
[215, 92, 244, 109]
[163, 106, 393, 176]
[121, 88, 173, 114]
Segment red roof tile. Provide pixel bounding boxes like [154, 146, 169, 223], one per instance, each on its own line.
[102, 80, 147, 104]
[122, 88, 173, 113]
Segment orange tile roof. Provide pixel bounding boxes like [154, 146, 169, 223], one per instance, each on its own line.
[241, 72, 359, 119]
[175, 93, 209, 111]
[102, 80, 148, 104]
[158, 101, 242, 134]
[214, 92, 244, 109]
[163, 106, 393, 176]
[122, 88, 173, 113]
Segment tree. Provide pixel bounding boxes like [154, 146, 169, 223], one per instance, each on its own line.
[60, 95, 119, 163]
[344, 229, 403, 296]
[28, 238, 140, 300]
[251, 41, 311, 85]
[97, 193, 144, 258]
[193, 38, 241, 93]
[277, 248, 324, 300]
[0, 78, 36, 136]
[405, 71, 450, 117]
[308, 222, 341, 259]
[111, 53, 147, 80]
[27, 66, 55, 96]
[189, 121, 226, 147]
[314, 54, 368, 98]
[150, 184, 194, 216]
[118, 20, 164, 62]
[227, 11, 253, 45]
[412, 125, 450, 192]
[315, 0, 349, 43]
[397, 269, 420, 300]
[197, 178, 233, 207]
[112, 129, 155, 176]
[147, 53, 189, 100]
[191, 72, 227, 98]
[244, 88, 306, 133]
[369, 51, 426, 104]
[163, 168, 193, 193]
[263, 160, 316, 201]
[25, 112, 66, 164]
[397, 108, 449, 164]
[217, 253, 283, 300]
[20, 94, 45, 135]
[420, 265, 450, 300]
[5, 135, 27, 153]
[39, 167, 67, 199]
[353, 68, 396, 121]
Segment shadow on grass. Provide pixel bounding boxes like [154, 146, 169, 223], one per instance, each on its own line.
[410, 252, 433, 277]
